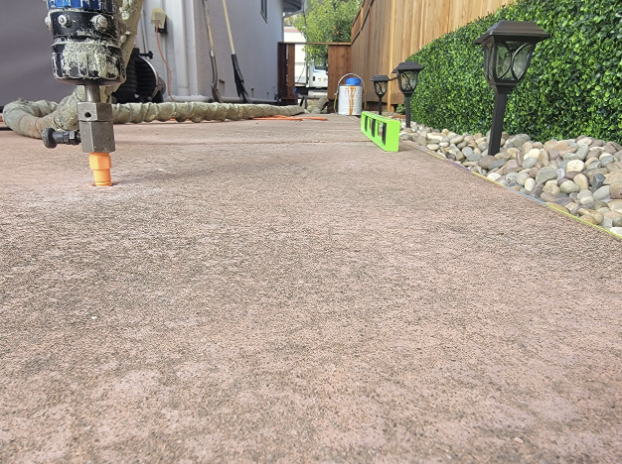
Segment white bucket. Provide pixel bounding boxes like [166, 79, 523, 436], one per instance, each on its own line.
[337, 85, 363, 116]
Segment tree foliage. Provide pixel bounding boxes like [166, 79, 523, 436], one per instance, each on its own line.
[294, 0, 362, 64]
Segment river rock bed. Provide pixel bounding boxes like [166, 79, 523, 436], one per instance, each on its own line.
[396, 118, 622, 238]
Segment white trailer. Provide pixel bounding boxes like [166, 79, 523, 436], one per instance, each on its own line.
[283, 26, 328, 90]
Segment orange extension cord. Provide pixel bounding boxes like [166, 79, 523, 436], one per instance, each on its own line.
[155, 26, 175, 102]
[252, 115, 328, 121]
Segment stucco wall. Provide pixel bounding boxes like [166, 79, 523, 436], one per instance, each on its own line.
[0, 2, 71, 107]
[138, 0, 284, 101]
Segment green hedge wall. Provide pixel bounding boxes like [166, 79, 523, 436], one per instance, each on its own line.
[407, 0, 622, 142]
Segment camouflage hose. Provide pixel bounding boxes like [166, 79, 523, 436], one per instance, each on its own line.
[2, 99, 307, 139]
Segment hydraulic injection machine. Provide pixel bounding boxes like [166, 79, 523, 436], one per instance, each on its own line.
[42, 0, 126, 186]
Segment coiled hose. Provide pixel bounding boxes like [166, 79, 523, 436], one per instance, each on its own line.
[2, 98, 307, 139]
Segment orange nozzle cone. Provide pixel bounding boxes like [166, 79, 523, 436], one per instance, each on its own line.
[89, 152, 112, 187]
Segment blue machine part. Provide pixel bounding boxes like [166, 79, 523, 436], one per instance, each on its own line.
[47, 0, 114, 12]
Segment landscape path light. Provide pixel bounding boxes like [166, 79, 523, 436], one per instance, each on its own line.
[474, 20, 549, 156]
[393, 61, 424, 129]
[371, 75, 389, 116]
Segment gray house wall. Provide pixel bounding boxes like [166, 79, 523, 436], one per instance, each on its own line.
[137, 0, 286, 102]
[1, 0, 293, 107]
[206, 0, 284, 101]
[0, 2, 71, 107]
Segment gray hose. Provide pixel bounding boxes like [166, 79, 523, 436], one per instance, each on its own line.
[3, 99, 307, 139]
[112, 101, 307, 124]
[2, 97, 73, 139]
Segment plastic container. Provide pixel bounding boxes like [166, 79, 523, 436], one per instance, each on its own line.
[335, 73, 365, 116]
[338, 86, 363, 115]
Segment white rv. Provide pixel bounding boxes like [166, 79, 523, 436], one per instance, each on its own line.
[283, 26, 328, 90]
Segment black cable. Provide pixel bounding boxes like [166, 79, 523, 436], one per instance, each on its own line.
[1, 107, 12, 130]
[0, 106, 10, 130]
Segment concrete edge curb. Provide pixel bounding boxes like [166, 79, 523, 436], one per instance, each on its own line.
[400, 141, 622, 242]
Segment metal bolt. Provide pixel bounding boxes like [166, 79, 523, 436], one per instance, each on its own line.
[57, 14, 71, 27]
[91, 15, 108, 32]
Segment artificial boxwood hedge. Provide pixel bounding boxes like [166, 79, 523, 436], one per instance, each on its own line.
[407, 0, 622, 142]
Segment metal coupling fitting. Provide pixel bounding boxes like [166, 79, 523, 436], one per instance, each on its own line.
[42, 128, 82, 149]
[77, 102, 115, 153]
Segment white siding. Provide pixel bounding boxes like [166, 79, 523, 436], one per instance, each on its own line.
[283, 27, 307, 86]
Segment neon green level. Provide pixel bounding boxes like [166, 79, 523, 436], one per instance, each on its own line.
[360, 111, 401, 152]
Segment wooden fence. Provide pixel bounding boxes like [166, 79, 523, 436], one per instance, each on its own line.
[350, 0, 515, 108]
[278, 42, 351, 105]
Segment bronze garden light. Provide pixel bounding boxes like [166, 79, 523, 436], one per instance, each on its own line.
[393, 61, 424, 129]
[475, 21, 549, 156]
[371, 75, 389, 116]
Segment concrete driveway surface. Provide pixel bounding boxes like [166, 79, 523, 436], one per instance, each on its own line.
[1, 115, 621, 463]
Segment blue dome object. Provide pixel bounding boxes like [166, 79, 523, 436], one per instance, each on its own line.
[47, 0, 114, 12]
[345, 78, 361, 86]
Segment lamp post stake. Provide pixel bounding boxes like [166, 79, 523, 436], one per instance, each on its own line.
[490, 93, 508, 156]
[393, 61, 424, 130]
[404, 98, 412, 129]
[474, 21, 549, 156]
[371, 75, 389, 117]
